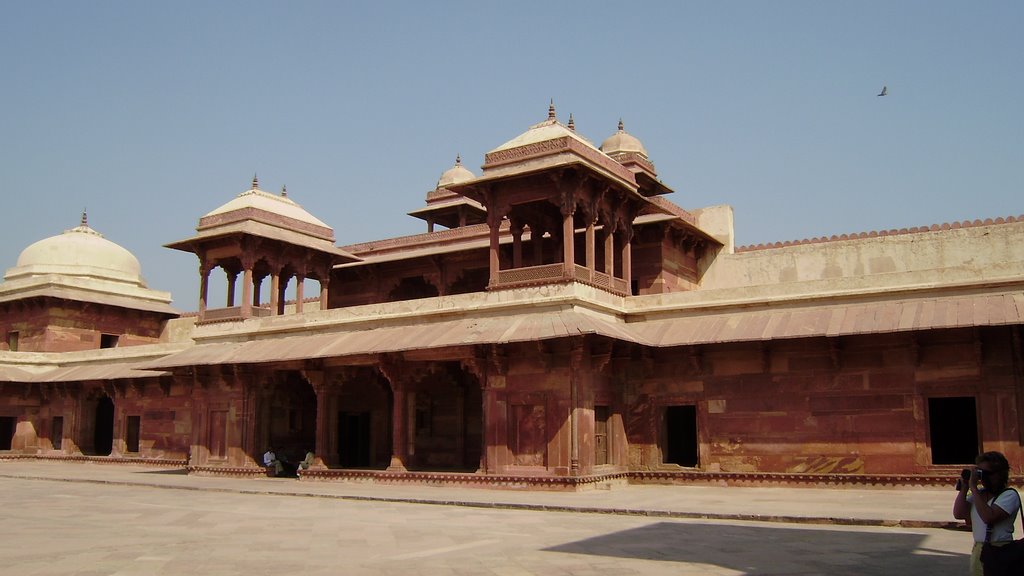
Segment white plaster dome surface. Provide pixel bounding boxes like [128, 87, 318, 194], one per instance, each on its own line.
[204, 185, 330, 229]
[600, 121, 648, 157]
[11, 221, 144, 286]
[436, 156, 475, 188]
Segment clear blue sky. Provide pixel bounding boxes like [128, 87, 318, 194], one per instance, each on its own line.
[2, 2, 1021, 311]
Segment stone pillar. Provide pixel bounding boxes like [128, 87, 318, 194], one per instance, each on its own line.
[307, 372, 330, 469]
[511, 221, 524, 269]
[488, 218, 500, 287]
[585, 221, 595, 271]
[319, 277, 330, 309]
[226, 270, 238, 307]
[569, 340, 586, 475]
[278, 274, 290, 315]
[562, 210, 575, 276]
[387, 384, 408, 471]
[604, 228, 615, 276]
[270, 273, 280, 316]
[621, 229, 633, 293]
[295, 275, 305, 313]
[241, 268, 254, 318]
[198, 263, 211, 319]
[379, 358, 409, 472]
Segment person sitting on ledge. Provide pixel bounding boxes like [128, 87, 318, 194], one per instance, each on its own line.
[263, 446, 284, 477]
[296, 450, 315, 477]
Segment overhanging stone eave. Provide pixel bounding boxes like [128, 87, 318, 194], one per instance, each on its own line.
[164, 224, 360, 264]
[450, 156, 642, 204]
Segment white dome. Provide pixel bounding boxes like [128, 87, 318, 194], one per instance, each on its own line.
[203, 179, 331, 229]
[12, 216, 144, 286]
[436, 155, 475, 189]
[600, 120, 648, 157]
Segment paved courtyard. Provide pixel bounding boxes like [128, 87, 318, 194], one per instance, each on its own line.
[0, 475, 970, 576]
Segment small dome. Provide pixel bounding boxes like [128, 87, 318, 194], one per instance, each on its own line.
[436, 155, 475, 189]
[12, 214, 144, 285]
[600, 120, 648, 157]
[202, 177, 331, 230]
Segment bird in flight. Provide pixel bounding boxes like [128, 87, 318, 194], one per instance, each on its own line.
[877, 86, 888, 97]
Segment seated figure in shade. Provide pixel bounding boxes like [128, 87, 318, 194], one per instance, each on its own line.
[296, 450, 315, 477]
[263, 446, 284, 476]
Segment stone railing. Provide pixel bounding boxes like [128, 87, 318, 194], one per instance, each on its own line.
[491, 263, 628, 296]
[573, 264, 629, 296]
[495, 263, 566, 285]
[199, 306, 271, 324]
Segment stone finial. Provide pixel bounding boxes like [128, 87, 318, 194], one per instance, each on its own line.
[455, 154, 462, 166]
[618, 118, 625, 132]
[252, 174, 259, 190]
[81, 209, 88, 227]
[281, 185, 288, 197]
[548, 99, 556, 121]
[567, 113, 575, 132]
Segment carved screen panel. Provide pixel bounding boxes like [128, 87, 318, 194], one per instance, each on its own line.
[510, 404, 546, 466]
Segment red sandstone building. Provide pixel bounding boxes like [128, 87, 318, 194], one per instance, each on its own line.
[2, 106, 1022, 488]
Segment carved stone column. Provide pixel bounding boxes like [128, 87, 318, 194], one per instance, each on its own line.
[294, 274, 304, 313]
[269, 272, 281, 316]
[225, 269, 238, 307]
[379, 356, 409, 472]
[198, 263, 212, 319]
[621, 227, 633, 293]
[306, 370, 330, 469]
[570, 339, 584, 475]
[319, 276, 330, 310]
[510, 218, 524, 269]
[241, 255, 255, 318]
[604, 228, 615, 276]
[561, 205, 575, 277]
[487, 215, 501, 287]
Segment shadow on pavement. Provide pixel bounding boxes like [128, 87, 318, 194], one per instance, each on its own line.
[137, 468, 189, 475]
[544, 521, 965, 575]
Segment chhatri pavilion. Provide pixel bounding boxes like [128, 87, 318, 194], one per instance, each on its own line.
[2, 104, 1022, 489]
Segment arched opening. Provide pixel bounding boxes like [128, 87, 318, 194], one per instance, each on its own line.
[337, 370, 392, 468]
[406, 362, 482, 471]
[260, 372, 317, 468]
[387, 276, 439, 302]
[447, 267, 489, 295]
[93, 396, 114, 456]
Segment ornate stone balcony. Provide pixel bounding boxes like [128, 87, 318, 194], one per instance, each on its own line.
[492, 263, 629, 296]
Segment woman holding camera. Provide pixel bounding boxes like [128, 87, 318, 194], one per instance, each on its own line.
[953, 451, 1020, 575]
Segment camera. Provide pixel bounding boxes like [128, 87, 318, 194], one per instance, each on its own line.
[955, 467, 988, 490]
[956, 467, 975, 491]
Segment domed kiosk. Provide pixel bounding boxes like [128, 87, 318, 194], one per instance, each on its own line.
[166, 177, 359, 322]
[0, 213, 176, 352]
[408, 155, 487, 232]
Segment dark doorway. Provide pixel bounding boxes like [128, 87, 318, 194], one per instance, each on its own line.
[51, 416, 64, 451]
[262, 372, 317, 463]
[339, 411, 371, 467]
[94, 396, 115, 456]
[663, 405, 698, 467]
[595, 405, 610, 465]
[0, 416, 15, 450]
[929, 397, 978, 465]
[125, 415, 140, 453]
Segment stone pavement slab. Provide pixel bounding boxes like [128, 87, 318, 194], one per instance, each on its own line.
[0, 460, 971, 528]
[0, 472, 973, 576]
